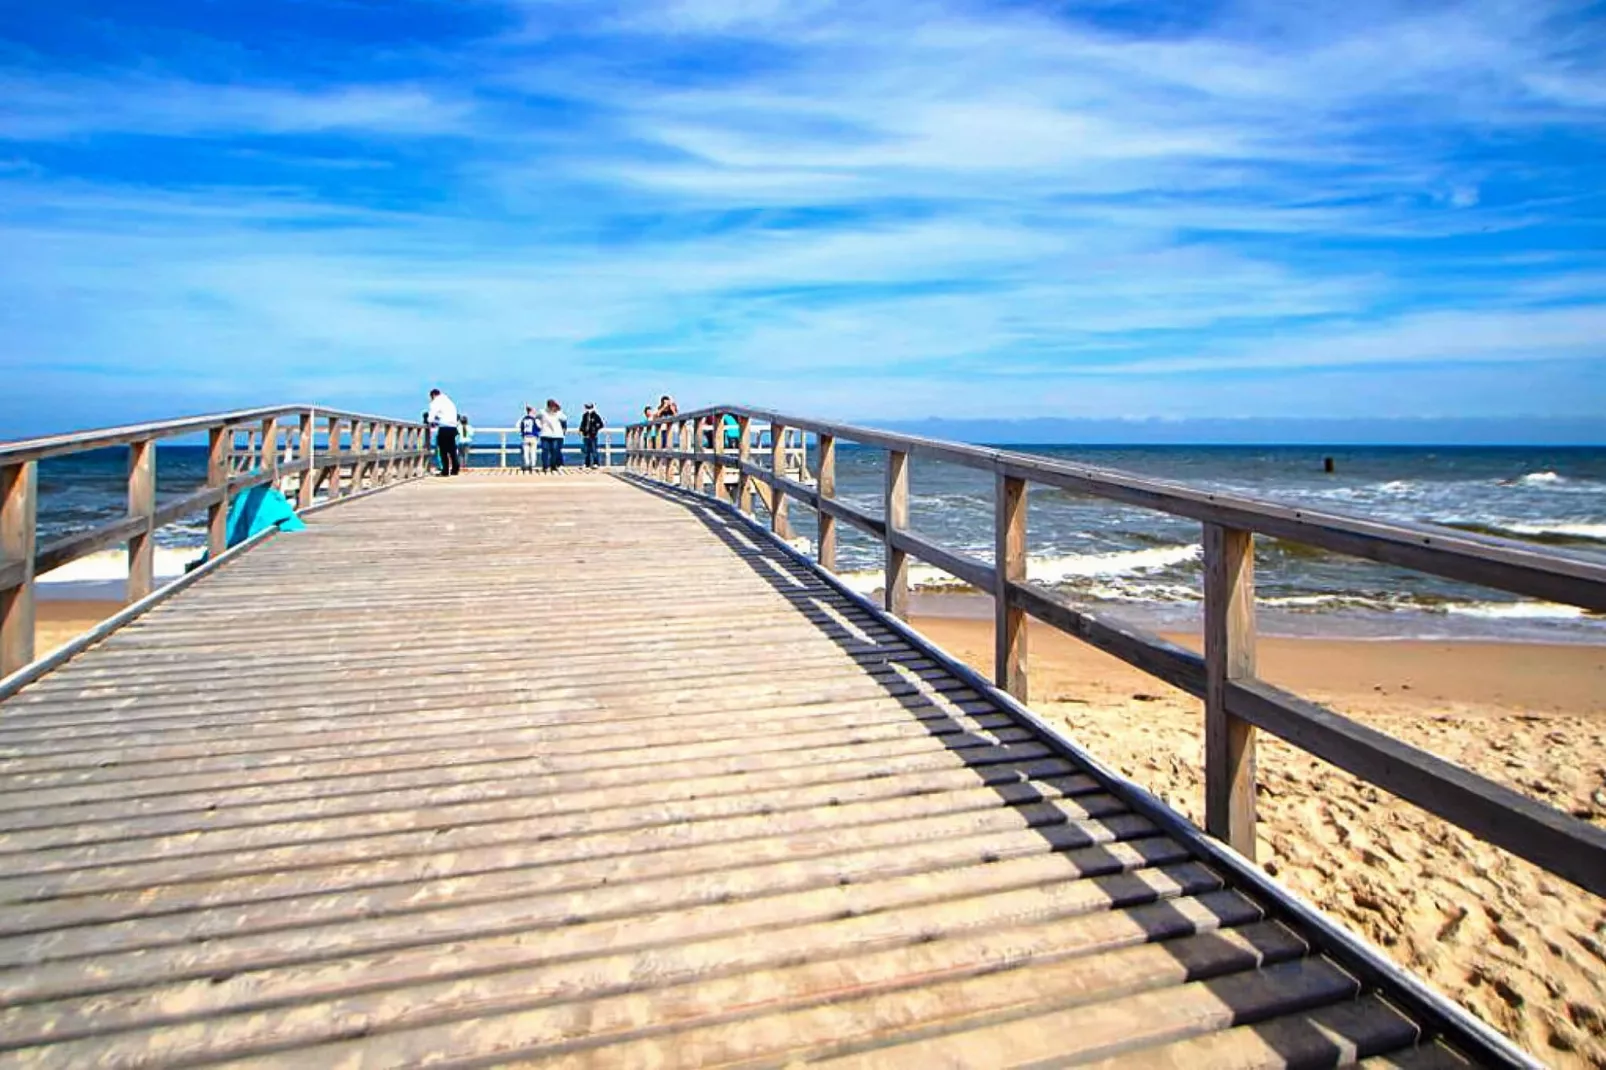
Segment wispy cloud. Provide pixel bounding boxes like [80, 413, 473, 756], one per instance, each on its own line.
[0, 0, 1603, 436]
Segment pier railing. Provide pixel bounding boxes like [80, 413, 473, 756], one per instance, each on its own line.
[0, 405, 428, 675]
[461, 426, 628, 468]
[628, 405, 1606, 898]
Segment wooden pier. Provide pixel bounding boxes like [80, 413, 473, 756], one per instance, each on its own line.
[1, 405, 1598, 1066]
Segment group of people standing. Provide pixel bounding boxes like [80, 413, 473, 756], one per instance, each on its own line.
[517, 400, 607, 474]
[423, 389, 607, 476]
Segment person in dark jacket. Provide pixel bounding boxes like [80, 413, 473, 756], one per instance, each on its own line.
[579, 403, 605, 469]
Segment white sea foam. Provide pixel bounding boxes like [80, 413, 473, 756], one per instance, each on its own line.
[834, 543, 1201, 595]
[1445, 600, 1588, 621]
[37, 548, 200, 585]
[1517, 471, 1565, 486]
[1504, 521, 1606, 541]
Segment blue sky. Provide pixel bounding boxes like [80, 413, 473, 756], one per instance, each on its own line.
[2, 0, 1605, 439]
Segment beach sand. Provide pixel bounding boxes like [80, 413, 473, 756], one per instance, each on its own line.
[19, 599, 1606, 1062]
[916, 615, 1606, 1066]
[33, 599, 123, 657]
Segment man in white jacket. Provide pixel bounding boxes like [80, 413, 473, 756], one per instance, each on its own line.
[427, 389, 460, 476]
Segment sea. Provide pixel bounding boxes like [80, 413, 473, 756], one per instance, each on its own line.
[31, 443, 1606, 643]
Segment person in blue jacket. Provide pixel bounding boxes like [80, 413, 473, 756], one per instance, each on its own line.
[518, 405, 540, 473]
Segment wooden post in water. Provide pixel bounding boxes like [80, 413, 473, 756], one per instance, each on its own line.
[0, 460, 38, 675]
[885, 448, 909, 618]
[995, 473, 1028, 700]
[1205, 522, 1258, 859]
[126, 439, 156, 603]
[817, 433, 837, 572]
[207, 425, 229, 558]
[769, 422, 790, 538]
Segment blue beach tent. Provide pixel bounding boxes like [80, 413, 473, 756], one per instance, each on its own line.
[226, 485, 306, 548]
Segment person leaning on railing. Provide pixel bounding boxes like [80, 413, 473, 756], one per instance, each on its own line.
[426, 389, 460, 477]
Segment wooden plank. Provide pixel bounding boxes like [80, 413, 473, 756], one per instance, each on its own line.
[885, 448, 909, 618]
[0, 460, 36, 675]
[817, 432, 837, 572]
[125, 439, 156, 602]
[206, 425, 228, 556]
[298, 412, 317, 509]
[996, 473, 1027, 700]
[1229, 675, 1606, 898]
[770, 421, 790, 537]
[1204, 523, 1257, 858]
[1007, 582, 1206, 697]
[659, 405, 1606, 613]
[889, 528, 992, 591]
[735, 414, 753, 516]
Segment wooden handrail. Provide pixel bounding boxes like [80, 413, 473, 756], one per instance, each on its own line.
[627, 406, 1606, 899]
[0, 404, 431, 676]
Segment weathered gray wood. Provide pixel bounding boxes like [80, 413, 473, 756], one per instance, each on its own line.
[996, 473, 1028, 700]
[1229, 675, 1606, 898]
[126, 439, 156, 602]
[888, 528, 992, 591]
[817, 433, 836, 572]
[0, 460, 37, 675]
[769, 421, 790, 538]
[0, 472, 1538, 1067]
[885, 448, 909, 618]
[207, 426, 229, 556]
[1006, 582, 1206, 698]
[641, 405, 1606, 612]
[1204, 523, 1257, 858]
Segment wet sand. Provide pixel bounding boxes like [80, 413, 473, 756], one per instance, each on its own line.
[916, 615, 1606, 1066]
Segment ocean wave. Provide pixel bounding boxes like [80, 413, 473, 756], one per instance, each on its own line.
[37, 548, 201, 585]
[1445, 600, 1588, 621]
[1516, 471, 1564, 486]
[1443, 519, 1606, 546]
[835, 543, 1202, 595]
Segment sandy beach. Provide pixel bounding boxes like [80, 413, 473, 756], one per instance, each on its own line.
[21, 598, 1606, 1062]
[32, 599, 123, 657]
[916, 615, 1606, 1066]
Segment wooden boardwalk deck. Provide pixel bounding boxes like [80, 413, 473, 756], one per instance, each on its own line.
[0, 475, 1480, 1067]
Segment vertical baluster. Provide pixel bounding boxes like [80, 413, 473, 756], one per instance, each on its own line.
[1205, 523, 1258, 858]
[0, 460, 38, 675]
[207, 426, 229, 557]
[736, 416, 753, 516]
[817, 433, 837, 572]
[260, 417, 278, 489]
[994, 473, 1028, 699]
[298, 412, 317, 509]
[127, 439, 156, 602]
[769, 422, 790, 537]
[884, 448, 909, 618]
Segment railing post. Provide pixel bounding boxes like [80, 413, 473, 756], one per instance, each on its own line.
[0, 460, 38, 675]
[126, 439, 156, 603]
[605, 432, 614, 470]
[884, 448, 909, 618]
[708, 413, 727, 503]
[327, 418, 345, 498]
[736, 416, 753, 516]
[769, 422, 790, 537]
[995, 473, 1028, 700]
[1205, 522, 1258, 859]
[298, 411, 317, 509]
[817, 433, 837, 572]
[207, 425, 229, 558]
[682, 420, 696, 490]
[259, 417, 278, 489]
